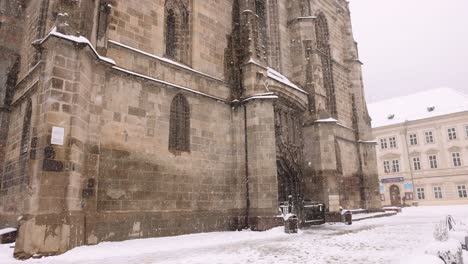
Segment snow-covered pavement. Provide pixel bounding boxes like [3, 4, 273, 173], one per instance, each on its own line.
[1, 205, 468, 264]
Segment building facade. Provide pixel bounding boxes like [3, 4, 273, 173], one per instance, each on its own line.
[0, 0, 380, 258]
[369, 88, 468, 207]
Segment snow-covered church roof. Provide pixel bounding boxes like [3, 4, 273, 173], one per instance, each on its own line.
[368, 87, 468, 128]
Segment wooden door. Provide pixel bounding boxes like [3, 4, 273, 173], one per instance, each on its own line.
[390, 185, 401, 206]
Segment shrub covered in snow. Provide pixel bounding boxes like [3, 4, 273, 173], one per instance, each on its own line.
[434, 220, 449, 242]
[425, 239, 463, 264]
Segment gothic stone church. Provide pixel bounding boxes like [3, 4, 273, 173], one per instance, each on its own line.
[0, 0, 381, 257]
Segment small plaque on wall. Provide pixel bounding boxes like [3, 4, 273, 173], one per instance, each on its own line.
[51, 126, 65, 145]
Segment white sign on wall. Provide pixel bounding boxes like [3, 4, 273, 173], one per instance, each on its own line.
[51, 126, 65, 145]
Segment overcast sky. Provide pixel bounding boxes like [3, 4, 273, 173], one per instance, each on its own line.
[349, 0, 468, 103]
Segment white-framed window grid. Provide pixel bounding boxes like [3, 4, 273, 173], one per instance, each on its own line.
[425, 131, 435, 144]
[448, 127, 457, 141]
[458, 185, 467, 198]
[383, 160, 391, 173]
[429, 155, 438, 169]
[452, 152, 462, 167]
[392, 160, 400, 173]
[416, 187, 425, 200]
[413, 157, 421, 171]
[409, 134, 418, 146]
[380, 138, 388, 150]
[389, 136, 397, 148]
[433, 186, 443, 199]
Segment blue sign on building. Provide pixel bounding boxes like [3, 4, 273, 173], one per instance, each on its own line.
[380, 177, 405, 184]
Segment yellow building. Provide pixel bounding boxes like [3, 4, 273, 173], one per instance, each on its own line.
[369, 88, 468, 206]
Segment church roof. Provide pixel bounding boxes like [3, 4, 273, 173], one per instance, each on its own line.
[368, 87, 468, 128]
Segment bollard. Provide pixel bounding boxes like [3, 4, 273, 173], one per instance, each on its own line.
[284, 214, 299, 234]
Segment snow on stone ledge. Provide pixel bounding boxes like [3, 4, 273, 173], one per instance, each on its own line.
[112, 66, 227, 103]
[315, 118, 338, 123]
[34, 27, 116, 65]
[0, 228, 16, 236]
[243, 92, 279, 102]
[267, 68, 308, 94]
[108, 40, 224, 82]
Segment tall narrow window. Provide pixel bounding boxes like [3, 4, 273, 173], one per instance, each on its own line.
[389, 136, 397, 148]
[165, 9, 177, 58]
[458, 185, 467, 198]
[409, 134, 418, 146]
[392, 160, 400, 173]
[315, 12, 336, 118]
[169, 94, 190, 152]
[425, 131, 434, 144]
[452, 152, 462, 167]
[448, 127, 457, 140]
[416, 187, 425, 200]
[255, 0, 267, 47]
[413, 157, 421, 171]
[429, 155, 438, 169]
[380, 138, 388, 149]
[433, 186, 443, 199]
[20, 101, 33, 154]
[96, 1, 112, 51]
[165, 0, 190, 64]
[383, 161, 391, 173]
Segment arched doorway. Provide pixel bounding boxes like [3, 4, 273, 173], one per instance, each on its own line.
[389, 185, 401, 206]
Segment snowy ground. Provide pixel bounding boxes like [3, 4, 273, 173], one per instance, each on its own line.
[1, 205, 468, 264]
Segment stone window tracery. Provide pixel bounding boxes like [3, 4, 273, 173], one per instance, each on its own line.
[20, 101, 32, 154]
[255, 0, 268, 47]
[169, 94, 190, 152]
[164, 0, 191, 65]
[315, 12, 337, 117]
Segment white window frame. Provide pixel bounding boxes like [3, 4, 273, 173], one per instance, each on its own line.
[413, 157, 421, 171]
[448, 127, 457, 141]
[452, 152, 462, 167]
[380, 138, 388, 150]
[457, 185, 467, 198]
[392, 160, 400, 173]
[409, 134, 418, 146]
[425, 131, 435, 144]
[389, 136, 397, 148]
[429, 155, 438, 169]
[416, 187, 425, 200]
[433, 186, 443, 199]
[383, 160, 391, 173]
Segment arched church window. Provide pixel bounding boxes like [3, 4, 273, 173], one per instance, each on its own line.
[315, 12, 337, 117]
[169, 94, 190, 152]
[20, 101, 32, 154]
[164, 0, 191, 64]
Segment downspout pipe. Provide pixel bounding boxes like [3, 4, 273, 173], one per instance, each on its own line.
[243, 103, 250, 229]
[403, 121, 416, 204]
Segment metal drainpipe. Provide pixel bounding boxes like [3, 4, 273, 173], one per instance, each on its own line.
[243, 103, 250, 229]
[403, 121, 416, 204]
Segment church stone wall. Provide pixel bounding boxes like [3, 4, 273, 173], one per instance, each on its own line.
[107, 0, 232, 79]
[0, 0, 381, 258]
